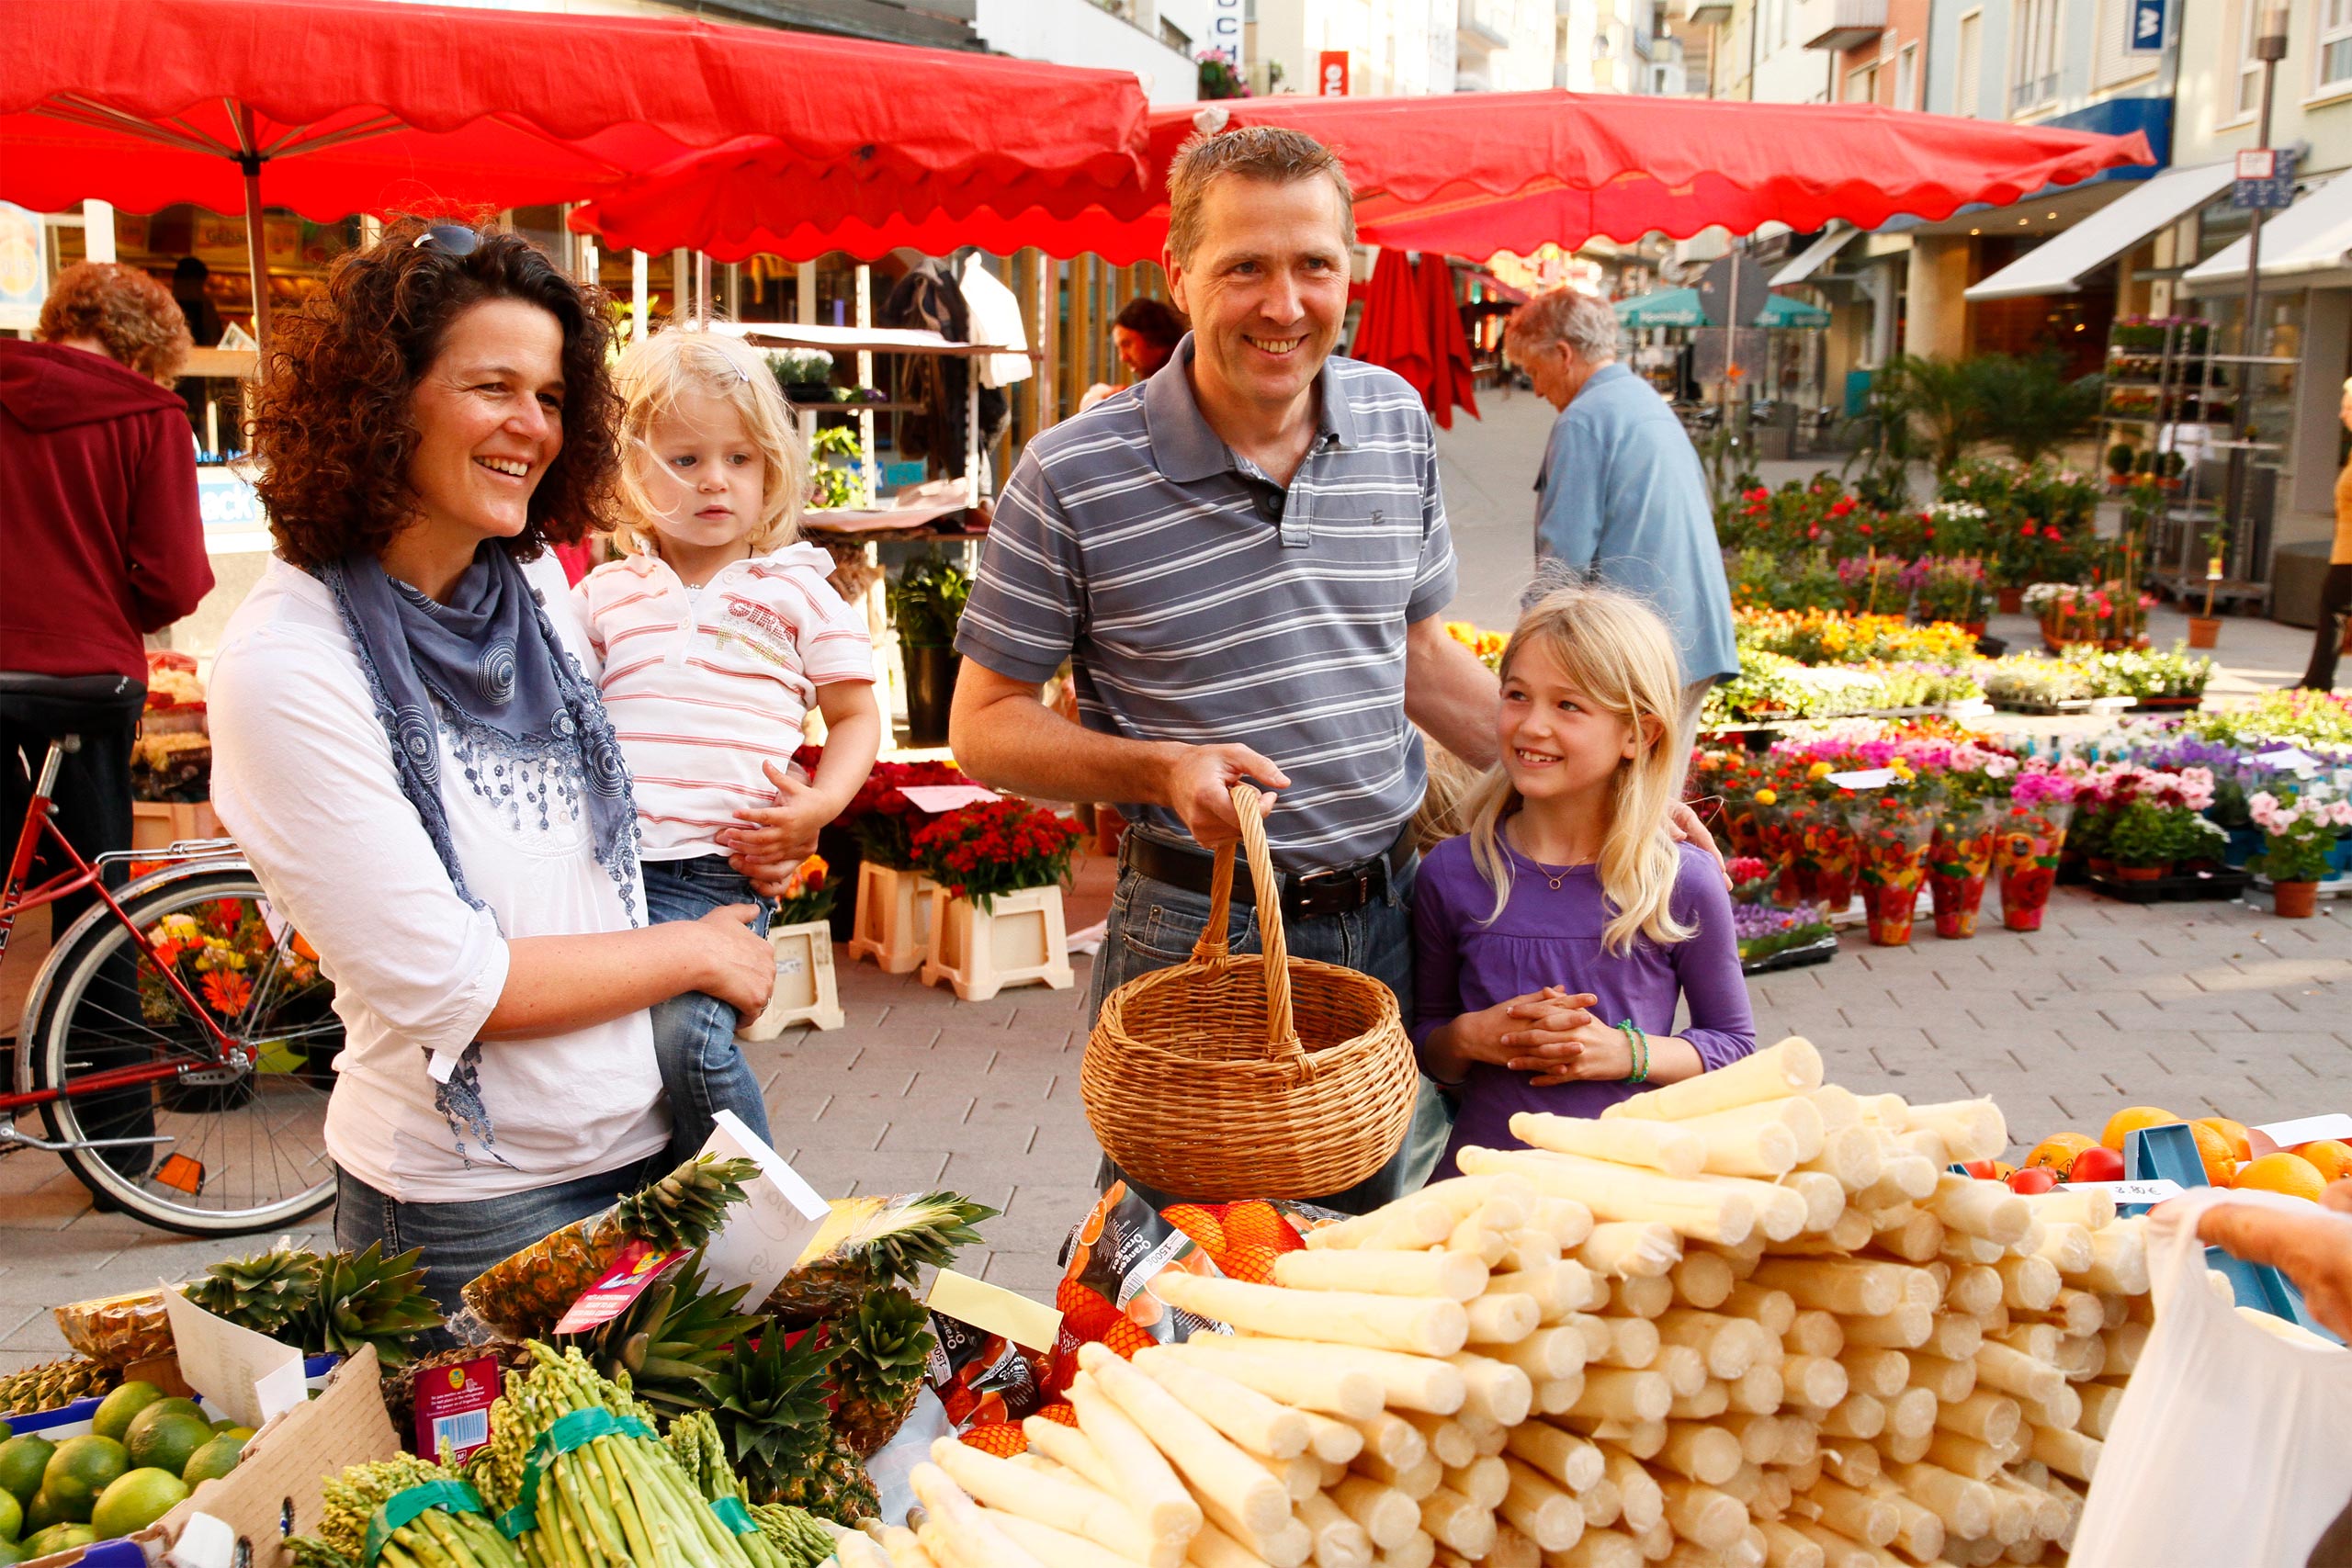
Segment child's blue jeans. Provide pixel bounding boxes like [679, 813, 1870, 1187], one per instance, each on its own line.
[642, 855, 775, 1166]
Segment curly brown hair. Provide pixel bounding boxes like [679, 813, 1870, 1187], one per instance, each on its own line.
[250, 220, 620, 570]
[39, 262, 194, 384]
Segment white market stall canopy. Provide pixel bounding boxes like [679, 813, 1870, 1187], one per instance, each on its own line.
[2183, 167, 2352, 290]
[1965, 161, 2237, 300]
[716, 321, 1014, 357]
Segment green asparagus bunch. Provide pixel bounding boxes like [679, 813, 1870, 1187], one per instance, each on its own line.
[286, 1453, 525, 1568]
[751, 1504, 845, 1568]
[665, 1410, 814, 1568]
[468, 1342, 760, 1568]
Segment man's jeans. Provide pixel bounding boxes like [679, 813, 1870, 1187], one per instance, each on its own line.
[643, 856, 775, 1168]
[1086, 853, 1453, 1214]
[336, 1154, 665, 1342]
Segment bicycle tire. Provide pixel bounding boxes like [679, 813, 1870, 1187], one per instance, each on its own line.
[31, 864, 339, 1235]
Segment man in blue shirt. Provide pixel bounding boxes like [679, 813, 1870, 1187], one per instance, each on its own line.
[1506, 288, 1738, 757]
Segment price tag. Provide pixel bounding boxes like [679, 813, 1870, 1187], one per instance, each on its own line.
[2252, 1113, 2352, 1147]
[162, 1285, 309, 1429]
[2253, 747, 2322, 772]
[697, 1110, 831, 1307]
[2064, 1179, 2187, 1203]
[898, 784, 1002, 814]
[551, 1240, 689, 1335]
[1826, 769, 1897, 789]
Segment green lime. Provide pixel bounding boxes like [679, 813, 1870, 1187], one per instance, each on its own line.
[40, 1434, 129, 1521]
[0, 1438, 51, 1509]
[23, 1522, 96, 1556]
[124, 1414, 209, 1481]
[21, 1491, 68, 1534]
[0, 1535, 28, 1564]
[91, 1468, 188, 1540]
[122, 1401, 204, 1448]
[179, 1433, 245, 1487]
[89, 1382, 164, 1446]
[0, 1489, 17, 1542]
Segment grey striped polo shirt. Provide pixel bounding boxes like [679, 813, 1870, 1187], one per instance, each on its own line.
[956, 336, 1457, 874]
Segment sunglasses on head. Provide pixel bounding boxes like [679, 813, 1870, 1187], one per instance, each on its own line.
[411, 223, 482, 256]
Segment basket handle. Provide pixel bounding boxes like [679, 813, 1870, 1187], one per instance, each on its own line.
[1187, 783, 1305, 1066]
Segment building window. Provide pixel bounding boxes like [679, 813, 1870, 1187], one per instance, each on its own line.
[1955, 9, 1984, 115]
[1896, 40, 1919, 106]
[2234, 0, 2265, 113]
[2319, 0, 2352, 90]
[2009, 0, 2061, 112]
[1848, 62, 1881, 100]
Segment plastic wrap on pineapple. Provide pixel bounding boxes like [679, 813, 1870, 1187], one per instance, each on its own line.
[53, 1287, 176, 1367]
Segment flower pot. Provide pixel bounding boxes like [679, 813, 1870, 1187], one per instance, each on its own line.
[2273, 879, 2321, 919]
[2114, 863, 2166, 883]
[737, 919, 845, 1038]
[1960, 621, 1987, 638]
[1996, 587, 2024, 615]
[1862, 880, 1922, 946]
[2187, 615, 2221, 649]
[920, 882, 1075, 1001]
[848, 861, 935, 974]
[2087, 857, 2116, 878]
[902, 643, 961, 749]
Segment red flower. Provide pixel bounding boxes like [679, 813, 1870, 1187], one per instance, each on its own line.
[2044, 526, 2062, 541]
[1857, 523, 1873, 536]
[201, 969, 253, 1018]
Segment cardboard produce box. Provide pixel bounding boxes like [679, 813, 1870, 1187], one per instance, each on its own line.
[20, 1348, 398, 1568]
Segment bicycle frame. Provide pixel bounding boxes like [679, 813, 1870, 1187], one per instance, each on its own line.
[1, 739, 256, 1126]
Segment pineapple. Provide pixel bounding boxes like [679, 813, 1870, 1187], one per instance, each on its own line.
[184, 1242, 325, 1337]
[764, 1191, 996, 1324]
[556, 1254, 759, 1423]
[0, 1355, 117, 1416]
[828, 1287, 935, 1456]
[708, 1330, 879, 1525]
[52, 1287, 175, 1367]
[462, 1154, 759, 1337]
[306, 1243, 442, 1370]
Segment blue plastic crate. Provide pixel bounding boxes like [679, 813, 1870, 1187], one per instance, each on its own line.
[2121, 1123, 2339, 1343]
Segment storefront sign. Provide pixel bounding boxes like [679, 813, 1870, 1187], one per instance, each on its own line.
[2127, 0, 2166, 52]
[1318, 50, 1351, 96]
[1205, 0, 1243, 60]
[2233, 148, 2298, 210]
[198, 465, 273, 553]
[0, 202, 46, 331]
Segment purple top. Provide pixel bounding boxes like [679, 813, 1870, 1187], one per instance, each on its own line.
[1412, 834, 1757, 1179]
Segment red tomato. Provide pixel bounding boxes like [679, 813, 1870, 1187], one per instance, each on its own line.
[2006, 1167, 2057, 1195]
[2068, 1145, 2126, 1183]
[1962, 1159, 2001, 1180]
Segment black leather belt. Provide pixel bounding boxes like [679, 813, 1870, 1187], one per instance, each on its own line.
[1123, 824, 1414, 920]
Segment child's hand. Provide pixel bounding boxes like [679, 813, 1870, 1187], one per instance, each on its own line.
[718, 761, 831, 866]
[1447, 987, 1596, 1066]
[1495, 984, 1634, 1087]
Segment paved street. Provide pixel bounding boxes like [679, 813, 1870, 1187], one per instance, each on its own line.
[1, 393, 2346, 1372]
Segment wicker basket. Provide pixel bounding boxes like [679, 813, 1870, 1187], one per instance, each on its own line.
[1080, 784, 1419, 1201]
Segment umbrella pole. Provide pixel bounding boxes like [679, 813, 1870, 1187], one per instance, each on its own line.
[236, 106, 272, 352]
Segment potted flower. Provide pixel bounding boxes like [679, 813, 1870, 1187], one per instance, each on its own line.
[913, 798, 1083, 999]
[1907, 557, 1991, 637]
[888, 551, 972, 748]
[2104, 797, 2182, 880]
[2247, 785, 2352, 918]
[738, 855, 846, 1037]
[1928, 785, 2008, 940]
[1837, 555, 1910, 616]
[1839, 771, 1939, 945]
[1996, 771, 2076, 931]
[842, 758, 968, 973]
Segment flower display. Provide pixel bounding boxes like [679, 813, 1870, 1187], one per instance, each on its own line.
[141, 903, 328, 1032]
[1840, 786, 1941, 946]
[1732, 899, 1836, 967]
[1445, 621, 1509, 671]
[772, 854, 836, 925]
[1928, 799, 2004, 939]
[910, 799, 1084, 910]
[2246, 785, 2352, 886]
[841, 758, 970, 868]
[1995, 796, 2074, 931]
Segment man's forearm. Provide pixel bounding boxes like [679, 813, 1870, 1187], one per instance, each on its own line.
[950, 686, 1178, 807]
[1406, 627, 1502, 768]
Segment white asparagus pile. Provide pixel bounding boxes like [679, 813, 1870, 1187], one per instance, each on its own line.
[898, 1038, 2152, 1568]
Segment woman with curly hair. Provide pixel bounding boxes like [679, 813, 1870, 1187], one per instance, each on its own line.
[208, 223, 777, 1316]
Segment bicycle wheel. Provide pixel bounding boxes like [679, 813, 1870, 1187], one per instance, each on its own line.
[31, 863, 340, 1235]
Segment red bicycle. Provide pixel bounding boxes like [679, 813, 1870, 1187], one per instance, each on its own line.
[4, 683, 338, 1235]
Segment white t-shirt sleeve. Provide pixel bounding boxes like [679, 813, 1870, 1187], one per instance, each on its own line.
[785, 562, 877, 685]
[208, 625, 510, 1064]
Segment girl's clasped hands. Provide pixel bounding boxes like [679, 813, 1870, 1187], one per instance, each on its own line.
[1452, 983, 1634, 1087]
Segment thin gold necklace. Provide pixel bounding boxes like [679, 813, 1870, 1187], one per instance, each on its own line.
[1509, 826, 1590, 890]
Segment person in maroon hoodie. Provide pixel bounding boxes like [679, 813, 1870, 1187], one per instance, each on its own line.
[2, 262, 212, 1182]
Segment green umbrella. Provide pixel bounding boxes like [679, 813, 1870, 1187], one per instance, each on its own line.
[1612, 287, 1829, 329]
[1758, 293, 1830, 328]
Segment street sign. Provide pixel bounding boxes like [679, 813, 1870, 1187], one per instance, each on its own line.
[2233, 147, 2298, 209]
[1696, 254, 1770, 330]
[1317, 50, 1350, 96]
[2127, 0, 2166, 52]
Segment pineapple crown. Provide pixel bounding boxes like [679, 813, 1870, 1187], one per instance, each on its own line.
[832, 1288, 936, 1383]
[185, 1244, 326, 1333]
[561, 1255, 760, 1416]
[708, 1332, 838, 1471]
[306, 1243, 443, 1371]
[616, 1155, 762, 1251]
[848, 1193, 997, 1287]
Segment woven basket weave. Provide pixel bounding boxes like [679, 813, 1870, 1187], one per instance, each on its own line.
[1080, 784, 1419, 1201]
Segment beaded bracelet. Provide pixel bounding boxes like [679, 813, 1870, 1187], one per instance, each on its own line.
[1617, 1019, 1649, 1084]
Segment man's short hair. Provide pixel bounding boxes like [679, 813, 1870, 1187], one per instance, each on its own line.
[1114, 296, 1188, 350]
[39, 262, 194, 384]
[1166, 125, 1356, 266]
[1504, 288, 1620, 367]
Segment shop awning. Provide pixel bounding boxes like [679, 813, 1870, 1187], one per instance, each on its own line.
[1770, 225, 1859, 286]
[2182, 168, 2352, 288]
[1964, 161, 2236, 300]
[576, 90, 2154, 264]
[1613, 287, 1829, 328]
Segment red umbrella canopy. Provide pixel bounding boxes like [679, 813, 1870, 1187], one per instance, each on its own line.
[1416, 253, 1478, 431]
[0, 0, 1150, 220]
[1350, 249, 1433, 404]
[719, 90, 2148, 265]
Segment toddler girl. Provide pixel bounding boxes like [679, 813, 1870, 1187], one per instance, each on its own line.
[578, 328, 881, 1164]
[1415, 584, 1753, 1179]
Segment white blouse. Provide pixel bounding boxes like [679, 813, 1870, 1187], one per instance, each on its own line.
[208, 555, 668, 1203]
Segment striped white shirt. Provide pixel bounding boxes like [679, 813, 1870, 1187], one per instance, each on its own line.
[956, 338, 1456, 873]
[576, 543, 873, 860]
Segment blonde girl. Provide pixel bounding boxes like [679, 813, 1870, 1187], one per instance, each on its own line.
[576, 327, 880, 1163]
[1412, 583, 1753, 1179]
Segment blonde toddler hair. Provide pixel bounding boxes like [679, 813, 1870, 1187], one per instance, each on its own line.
[611, 327, 808, 557]
[1463, 583, 1693, 955]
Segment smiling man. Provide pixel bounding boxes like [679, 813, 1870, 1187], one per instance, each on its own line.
[950, 126, 1499, 1212]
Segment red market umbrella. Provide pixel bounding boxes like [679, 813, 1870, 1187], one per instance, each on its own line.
[1417, 252, 1478, 431]
[1350, 249, 1433, 404]
[695, 90, 2147, 266]
[0, 0, 1149, 343]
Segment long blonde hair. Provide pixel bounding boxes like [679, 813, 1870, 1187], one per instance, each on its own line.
[610, 328, 808, 558]
[1464, 583, 1692, 955]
